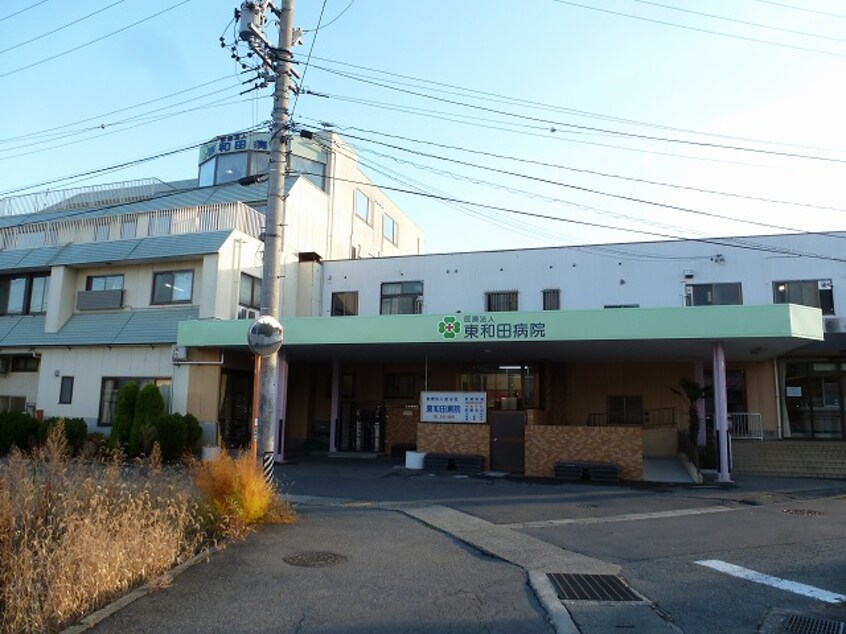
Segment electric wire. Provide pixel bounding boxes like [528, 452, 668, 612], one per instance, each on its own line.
[750, 0, 846, 21]
[0, 0, 193, 80]
[291, 0, 328, 120]
[0, 0, 51, 24]
[0, 0, 130, 56]
[304, 0, 355, 32]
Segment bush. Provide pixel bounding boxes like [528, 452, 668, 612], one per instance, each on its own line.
[185, 413, 202, 452]
[130, 384, 164, 456]
[108, 382, 138, 451]
[192, 450, 295, 537]
[0, 412, 40, 455]
[41, 417, 88, 455]
[150, 414, 187, 462]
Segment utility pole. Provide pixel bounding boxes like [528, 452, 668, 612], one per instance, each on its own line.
[237, 0, 296, 482]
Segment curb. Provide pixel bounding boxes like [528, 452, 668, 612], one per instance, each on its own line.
[527, 570, 580, 634]
[60, 545, 225, 634]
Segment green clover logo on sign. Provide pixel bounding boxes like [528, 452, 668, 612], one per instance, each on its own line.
[438, 316, 461, 339]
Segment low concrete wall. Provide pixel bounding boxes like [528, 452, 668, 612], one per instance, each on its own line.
[525, 425, 643, 480]
[642, 426, 678, 457]
[417, 423, 490, 464]
[385, 406, 419, 455]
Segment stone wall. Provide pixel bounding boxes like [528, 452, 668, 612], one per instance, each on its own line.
[525, 425, 643, 480]
[417, 423, 490, 463]
[385, 406, 419, 455]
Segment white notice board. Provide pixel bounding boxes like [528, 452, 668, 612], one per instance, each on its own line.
[420, 392, 487, 423]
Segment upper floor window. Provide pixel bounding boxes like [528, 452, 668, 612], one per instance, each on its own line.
[383, 213, 397, 244]
[0, 274, 50, 315]
[332, 291, 359, 316]
[87, 274, 124, 291]
[239, 274, 262, 310]
[486, 291, 518, 312]
[685, 282, 742, 306]
[542, 289, 560, 311]
[152, 270, 193, 305]
[381, 281, 423, 315]
[774, 279, 834, 315]
[354, 190, 370, 224]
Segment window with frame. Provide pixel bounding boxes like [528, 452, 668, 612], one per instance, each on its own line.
[59, 376, 74, 404]
[331, 291, 359, 316]
[239, 274, 262, 309]
[152, 270, 193, 304]
[773, 279, 834, 315]
[608, 395, 643, 425]
[384, 373, 416, 398]
[354, 189, 370, 224]
[86, 274, 124, 291]
[685, 282, 742, 306]
[381, 281, 423, 315]
[542, 289, 560, 310]
[99, 377, 171, 426]
[10, 356, 39, 372]
[486, 291, 518, 312]
[0, 274, 50, 315]
[383, 213, 397, 244]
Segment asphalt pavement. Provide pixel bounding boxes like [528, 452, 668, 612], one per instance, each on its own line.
[83, 456, 846, 634]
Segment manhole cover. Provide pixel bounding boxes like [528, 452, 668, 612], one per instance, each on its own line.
[283, 551, 347, 568]
[783, 614, 846, 634]
[783, 509, 823, 517]
[547, 573, 642, 602]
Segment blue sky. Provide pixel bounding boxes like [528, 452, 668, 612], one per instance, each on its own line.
[3, 0, 846, 255]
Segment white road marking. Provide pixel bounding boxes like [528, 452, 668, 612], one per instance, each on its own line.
[503, 505, 736, 529]
[696, 560, 846, 604]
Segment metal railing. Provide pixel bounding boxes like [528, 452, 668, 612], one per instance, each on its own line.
[728, 412, 763, 440]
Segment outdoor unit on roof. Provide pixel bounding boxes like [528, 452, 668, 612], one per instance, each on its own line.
[238, 307, 259, 320]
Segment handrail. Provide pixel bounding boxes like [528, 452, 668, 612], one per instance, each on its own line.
[728, 412, 763, 440]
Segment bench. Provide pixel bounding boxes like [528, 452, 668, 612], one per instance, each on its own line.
[423, 452, 485, 473]
[554, 460, 620, 483]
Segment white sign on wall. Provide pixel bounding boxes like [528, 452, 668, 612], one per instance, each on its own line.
[420, 392, 487, 423]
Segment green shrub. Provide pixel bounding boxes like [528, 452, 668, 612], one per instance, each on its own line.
[151, 414, 188, 462]
[108, 382, 138, 450]
[185, 413, 202, 452]
[0, 411, 41, 454]
[129, 384, 164, 456]
[40, 417, 88, 455]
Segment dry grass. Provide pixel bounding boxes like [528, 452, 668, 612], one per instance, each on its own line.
[192, 449, 296, 538]
[0, 427, 204, 633]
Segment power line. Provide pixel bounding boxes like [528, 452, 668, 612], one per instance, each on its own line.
[304, 0, 355, 32]
[0, 0, 193, 81]
[551, 0, 846, 60]
[750, 0, 846, 21]
[631, 0, 846, 44]
[0, 0, 129, 56]
[0, 0, 51, 24]
[291, 0, 328, 119]
[308, 64, 846, 164]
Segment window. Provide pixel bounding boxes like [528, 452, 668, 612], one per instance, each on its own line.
[354, 190, 370, 223]
[383, 213, 397, 244]
[121, 218, 137, 239]
[215, 152, 249, 184]
[0, 274, 50, 315]
[239, 274, 262, 310]
[459, 364, 540, 409]
[542, 289, 560, 310]
[332, 291, 359, 316]
[0, 396, 26, 414]
[608, 395, 643, 425]
[99, 377, 171, 426]
[774, 280, 834, 315]
[384, 373, 416, 398]
[86, 274, 124, 291]
[152, 270, 193, 304]
[291, 155, 327, 191]
[59, 376, 74, 404]
[486, 291, 518, 312]
[686, 282, 742, 306]
[11, 356, 39, 372]
[381, 281, 423, 315]
[149, 213, 172, 236]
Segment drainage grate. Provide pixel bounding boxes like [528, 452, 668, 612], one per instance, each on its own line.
[783, 509, 823, 517]
[283, 551, 347, 568]
[547, 573, 642, 602]
[783, 614, 846, 634]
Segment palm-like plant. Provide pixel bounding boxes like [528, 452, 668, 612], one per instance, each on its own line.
[671, 377, 710, 446]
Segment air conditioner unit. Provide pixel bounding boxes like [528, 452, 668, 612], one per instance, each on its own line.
[0, 357, 9, 376]
[171, 346, 188, 363]
[238, 307, 259, 320]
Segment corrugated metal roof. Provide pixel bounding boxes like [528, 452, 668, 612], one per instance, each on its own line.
[0, 178, 296, 229]
[0, 308, 199, 347]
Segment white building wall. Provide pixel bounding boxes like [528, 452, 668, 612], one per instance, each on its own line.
[0, 371, 39, 410]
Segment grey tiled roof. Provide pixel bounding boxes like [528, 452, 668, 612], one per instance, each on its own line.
[2, 231, 233, 270]
[0, 307, 199, 347]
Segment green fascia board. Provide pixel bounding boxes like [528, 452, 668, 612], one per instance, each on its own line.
[176, 305, 823, 348]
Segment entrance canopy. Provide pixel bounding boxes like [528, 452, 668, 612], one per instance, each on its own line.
[177, 304, 823, 364]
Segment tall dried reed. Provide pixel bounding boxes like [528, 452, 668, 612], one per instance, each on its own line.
[0, 426, 204, 633]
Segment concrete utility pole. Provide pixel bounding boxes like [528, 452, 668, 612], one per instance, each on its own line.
[238, 0, 296, 479]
